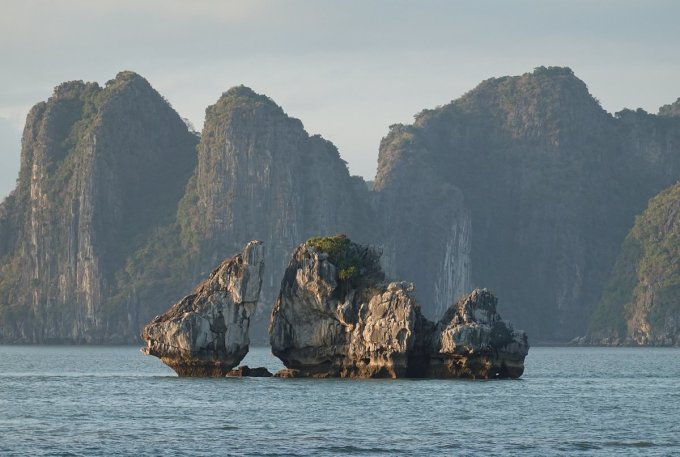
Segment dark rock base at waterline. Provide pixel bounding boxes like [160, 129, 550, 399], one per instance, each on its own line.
[226, 366, 273, 377]
[159, 358, 242, 377]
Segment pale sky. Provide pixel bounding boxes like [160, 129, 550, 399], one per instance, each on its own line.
[1, 0, 679, 198]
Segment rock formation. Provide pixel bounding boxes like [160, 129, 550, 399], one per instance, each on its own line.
[430, 289, 529, 378]
[141, 241, 264, 376]
[374, 66, 680, 342]
[175, 86, 376, 341]
[269, 236, 528, 378]
[0, 79, 376, 344]
[586, 182, 680, 346]
[0, 72, 198, 343]
[3, 67, 680, 346]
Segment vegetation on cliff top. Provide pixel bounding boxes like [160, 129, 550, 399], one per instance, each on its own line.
[306, 235, 382, 284]
[659, 98, 680, 117]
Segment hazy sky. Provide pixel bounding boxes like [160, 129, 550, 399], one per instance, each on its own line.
[1, 0, 679, 198]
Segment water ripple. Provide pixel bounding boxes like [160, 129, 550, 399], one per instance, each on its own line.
[0, 346, 679, 456]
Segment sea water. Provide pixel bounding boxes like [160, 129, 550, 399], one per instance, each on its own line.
[0, 346, 679, 456]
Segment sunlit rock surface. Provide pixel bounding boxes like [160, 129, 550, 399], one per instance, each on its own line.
[430, 289, 529, 378]
[270, 236, 528, 378]
[142, 241, 264, 376]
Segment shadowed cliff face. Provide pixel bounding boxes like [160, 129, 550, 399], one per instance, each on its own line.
[177, 86, 376, 338]
[588, 182, 680, 346]
[375, 67, 680, 341]
[0, 72, 198, 343]
[0, 82, 376, 343]
[2, 67, 679, 345]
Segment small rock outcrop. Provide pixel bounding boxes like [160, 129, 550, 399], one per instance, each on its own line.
[430, 289, 529, 378]
[269, 236, 528, 379]
[141, 241, 264, 376]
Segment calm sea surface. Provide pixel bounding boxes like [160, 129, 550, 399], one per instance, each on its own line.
[0, 346, 679, 456]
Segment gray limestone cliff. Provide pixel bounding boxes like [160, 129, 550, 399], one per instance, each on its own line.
[142, 241, 264, 376]
[176, 87, 376, 340]
[3, 67, 680, 346]
[375, 67, 680, 341]
[0, 80, 375, 344]
[0, 72, 198, 342]
[269, 236, 528, 378]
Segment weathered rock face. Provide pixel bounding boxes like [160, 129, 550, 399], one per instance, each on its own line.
[430, 289, 529, 378]
[587, 183, 680, 346]
[374, 131, 470, 319]
[270, 237, 528, 378]
[4, 67, 678, 346]
[142, 241, 264, 376]
[0, 80, 375, 344]
[177, 87, 376, 341]
[375, 66, 680, 341]
[0, 72, 198, 343]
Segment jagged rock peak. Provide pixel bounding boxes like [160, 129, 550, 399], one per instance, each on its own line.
[49, 71, 155, 104]
[412, 66, 602, 130]
[380, 66, 577, 126]
[219, 84, 279, 106]
[205, 84, 300, 127]
[269, 236, 528, 378]
[142, 241, 264, 376]
[376, 66, 603, 189]
[108, 70, 149, 85]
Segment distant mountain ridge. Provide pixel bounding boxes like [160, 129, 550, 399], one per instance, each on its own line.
[375, 67, 680, 341]
[0, 76, 376, 342]
[1, 67, 679, 344]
